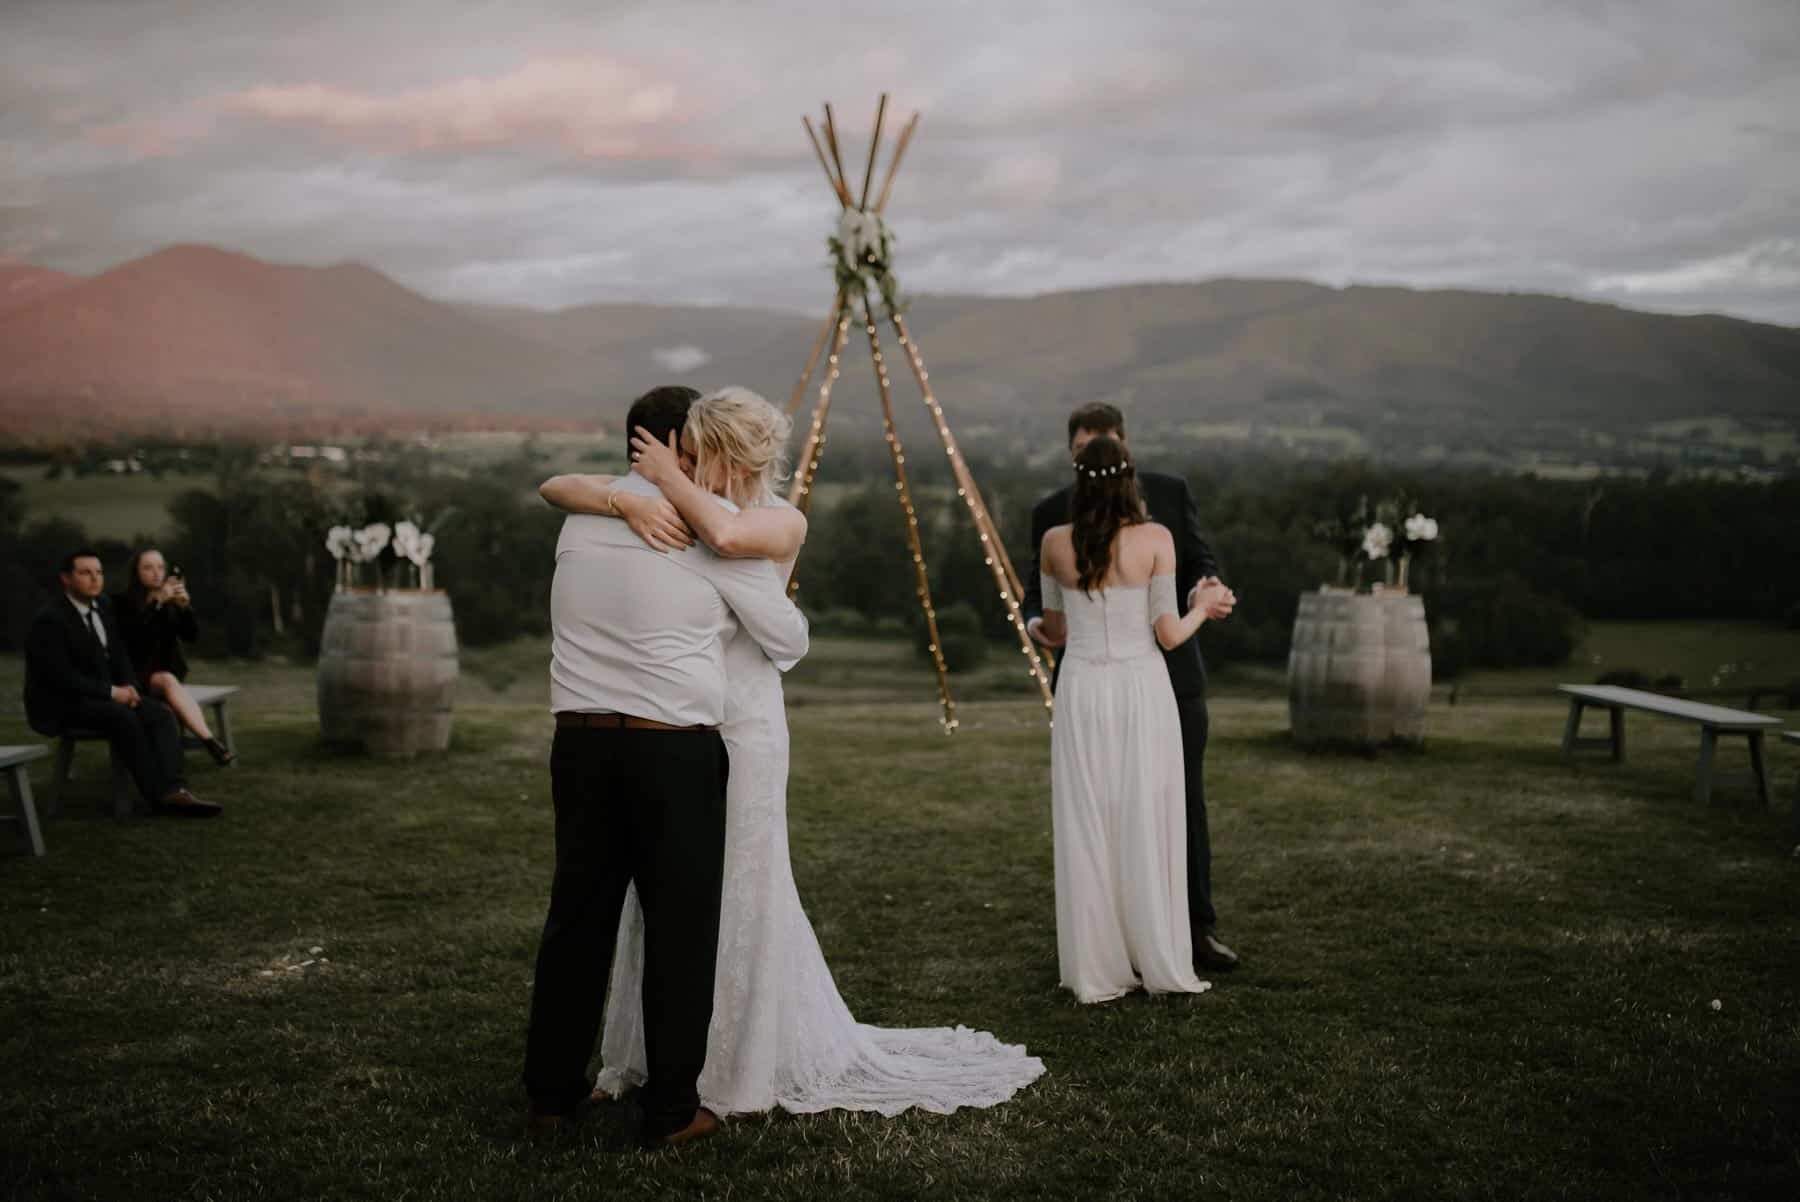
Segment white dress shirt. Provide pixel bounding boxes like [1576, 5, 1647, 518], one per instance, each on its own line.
[549, 473, 809, 726]
[67, 594, 107, 649]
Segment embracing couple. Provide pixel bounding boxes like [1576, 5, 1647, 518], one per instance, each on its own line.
[521, 384, 1043, 1147]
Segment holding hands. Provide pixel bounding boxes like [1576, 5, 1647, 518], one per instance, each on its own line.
[1191, 577, 1236, 622]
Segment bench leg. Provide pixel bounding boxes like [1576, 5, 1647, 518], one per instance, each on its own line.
[8, 766, 46, 857]
[109, 743, 133, 821]
[1561, 700, 1585, 757]
[213, 702, 237, 764]
[1695, 727, 1718, 806]
[1609, 707, 1626, 763]
[48, 737, 75, 818]
[1747, 731, 1772, 810]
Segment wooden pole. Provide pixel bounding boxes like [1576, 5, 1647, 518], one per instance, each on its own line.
[822, 105, 852, 208]
[786, 294, 843, 419]
[889, 310, 1055, 708]
[860, 292, 958, 732]
[786, 301, 854, 516]
[874, 113, 920, 214]
[859, 93, 888, 210]
[803, 116, 851, 207]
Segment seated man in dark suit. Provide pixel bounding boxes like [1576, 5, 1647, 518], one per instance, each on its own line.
[24, 549, 220, 817]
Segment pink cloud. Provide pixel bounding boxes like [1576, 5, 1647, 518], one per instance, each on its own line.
[85, 111, 220, 159]
[220, 53, 707, 159]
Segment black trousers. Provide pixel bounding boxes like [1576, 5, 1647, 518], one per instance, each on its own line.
[523, 725, 728, 1139]
[1175, 692, 1217, 938]
[63, 696, 186, 803]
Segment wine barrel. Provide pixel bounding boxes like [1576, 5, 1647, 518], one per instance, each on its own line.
[1287, 590, 1432, 747]
[1380, 593, 1432, 744]
[317, 590, 459, 757]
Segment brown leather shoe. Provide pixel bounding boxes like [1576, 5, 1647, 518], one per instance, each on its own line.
[646, 1106, 719, 1150]
[154, 788, 222, 818]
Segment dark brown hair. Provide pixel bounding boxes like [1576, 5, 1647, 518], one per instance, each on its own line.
[1069, 435, 1145, 593]
[1066, 402, 1125, 447]
[626, 384, 702, 450]
[122, 547, 162, 612]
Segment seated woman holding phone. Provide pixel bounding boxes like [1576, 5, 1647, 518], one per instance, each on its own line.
[115, 548, 233, 766]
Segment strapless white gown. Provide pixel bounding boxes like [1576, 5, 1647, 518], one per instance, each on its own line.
[1046, 574, 1211, 1003]
[596, 625, 1045, 1115]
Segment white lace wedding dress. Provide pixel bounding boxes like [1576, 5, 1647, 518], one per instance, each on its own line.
[1045, 573, 1212, 1004]
[596, 623, 1045, 1116]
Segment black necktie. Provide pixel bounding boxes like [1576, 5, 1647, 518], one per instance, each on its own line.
[84, 607, 102, 649]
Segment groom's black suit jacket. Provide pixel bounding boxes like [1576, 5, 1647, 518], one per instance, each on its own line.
[1022, 470, 1221, 699]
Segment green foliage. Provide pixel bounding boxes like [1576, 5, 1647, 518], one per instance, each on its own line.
[923, 601, 991, 673]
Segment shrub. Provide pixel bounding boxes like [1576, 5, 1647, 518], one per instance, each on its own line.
[923, 602, 990, 673]
[1652, 674, 1685, 692]
[1597, 668, 1651, 688]
[807, 607, 871, 638]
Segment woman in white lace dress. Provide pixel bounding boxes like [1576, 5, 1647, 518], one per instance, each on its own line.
[1036, 435, 1234, 1004]
[539, 386, 1044, 1116]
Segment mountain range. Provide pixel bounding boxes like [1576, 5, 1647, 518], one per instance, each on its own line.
[2, 245, 1796, 458]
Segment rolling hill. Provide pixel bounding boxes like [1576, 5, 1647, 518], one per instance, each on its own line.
[2, 245, 1796, 461]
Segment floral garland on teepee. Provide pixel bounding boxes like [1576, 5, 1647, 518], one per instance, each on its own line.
[829, 208, 904, 318]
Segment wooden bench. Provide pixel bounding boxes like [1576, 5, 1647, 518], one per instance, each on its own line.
[48, 684, 240, 820]
[1786, 731, 1800, 839]
[1, 745, 48, 857]
[1558, 684, 1781, 806]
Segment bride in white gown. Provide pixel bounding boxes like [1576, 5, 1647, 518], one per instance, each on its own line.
[539, 386, 1044, 1116]
[1036, 435, 1234, 1004]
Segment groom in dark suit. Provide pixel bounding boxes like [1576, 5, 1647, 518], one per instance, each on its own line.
[1023, 404, 1239, 972]
[24, 549, 218, 816]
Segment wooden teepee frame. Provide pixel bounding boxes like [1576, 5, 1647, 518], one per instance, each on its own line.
[784, 96, 1054, 731]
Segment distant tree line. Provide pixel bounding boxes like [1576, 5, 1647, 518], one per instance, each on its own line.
[4, 443, 1796, 681]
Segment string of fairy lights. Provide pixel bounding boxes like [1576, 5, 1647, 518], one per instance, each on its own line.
[783, 95, 1056, 729]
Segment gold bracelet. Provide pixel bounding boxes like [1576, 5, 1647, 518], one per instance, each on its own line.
[607, 487, 621, 516]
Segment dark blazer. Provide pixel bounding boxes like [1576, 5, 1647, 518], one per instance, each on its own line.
[1023, 469, 1221, 698]
[23, 596, 137, 735]
[114, 595, 199, 685]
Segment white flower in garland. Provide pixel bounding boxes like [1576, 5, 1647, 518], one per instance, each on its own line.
[1404, 513, 1440, 542]
[324, 525, 354, 561]
[1362, 522, 1393, 561]
[828, 206, 903, 317]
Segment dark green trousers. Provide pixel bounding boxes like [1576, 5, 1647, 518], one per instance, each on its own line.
[523, 724, 727, 1139]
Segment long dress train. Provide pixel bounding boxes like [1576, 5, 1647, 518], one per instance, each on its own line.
[597, 627, 1045, 1115]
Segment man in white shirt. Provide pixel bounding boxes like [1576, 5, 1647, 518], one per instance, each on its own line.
[523, 386, 809, 1149]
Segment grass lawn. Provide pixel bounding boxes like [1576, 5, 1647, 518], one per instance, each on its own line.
[1452, 620, 1800, 704]
[2, 640, 1798, 1201]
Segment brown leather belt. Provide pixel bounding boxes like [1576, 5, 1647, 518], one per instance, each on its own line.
[555, 711, 718, 733]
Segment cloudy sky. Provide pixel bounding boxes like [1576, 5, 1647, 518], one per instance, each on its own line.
[3, 0, 1797, 322]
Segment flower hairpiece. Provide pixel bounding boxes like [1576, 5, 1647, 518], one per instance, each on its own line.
[1074, 462, 1134, 479]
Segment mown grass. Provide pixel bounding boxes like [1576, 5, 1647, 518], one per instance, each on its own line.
[1, 643, 1797, 1201]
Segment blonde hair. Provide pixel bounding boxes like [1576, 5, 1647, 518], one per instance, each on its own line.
[685, 386, 792, 508]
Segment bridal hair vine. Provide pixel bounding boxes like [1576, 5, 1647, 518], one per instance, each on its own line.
[1075, 462, 1134, 479]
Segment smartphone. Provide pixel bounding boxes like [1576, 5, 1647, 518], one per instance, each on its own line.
[170, 566, 184, 580]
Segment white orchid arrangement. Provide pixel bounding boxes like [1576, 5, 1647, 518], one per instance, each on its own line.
[828, 206, 903, 318]
[393, 520, 437, 589]
[325, 519, 437, 590]
[1403, 513, 1440, 546]
[1361, 522, 1394, 561]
